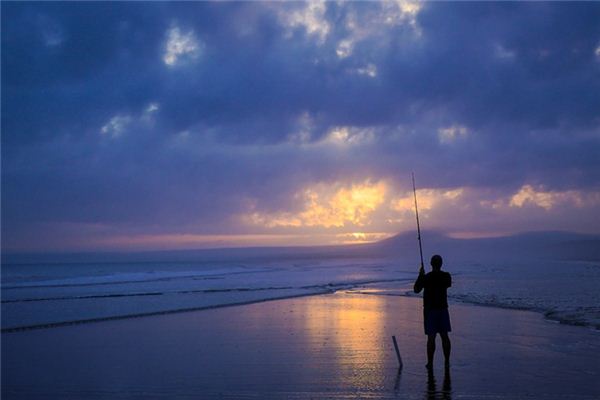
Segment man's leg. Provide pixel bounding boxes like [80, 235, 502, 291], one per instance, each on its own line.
[440, 332, 451, 367]
[426, 334, 436, 368]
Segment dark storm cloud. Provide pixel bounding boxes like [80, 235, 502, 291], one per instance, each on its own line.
[417, 2, 600, 129]
[2, 1, 600, 250]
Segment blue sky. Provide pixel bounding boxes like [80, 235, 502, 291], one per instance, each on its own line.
[2, 1, 600, 252]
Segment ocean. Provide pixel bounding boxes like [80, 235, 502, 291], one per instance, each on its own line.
[2, 243, 599, 332]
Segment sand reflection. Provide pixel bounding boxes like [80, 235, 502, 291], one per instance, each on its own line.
[303, 293, 388, 390]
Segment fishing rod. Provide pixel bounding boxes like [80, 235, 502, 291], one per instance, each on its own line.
[412, 172, 424, 269]
[390, 173, 423, 370]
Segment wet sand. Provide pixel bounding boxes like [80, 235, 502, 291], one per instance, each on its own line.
[2, 292, 600, 399]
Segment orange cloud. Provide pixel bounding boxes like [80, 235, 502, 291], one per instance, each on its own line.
[391, 188, 464, 213]
[246, 180, 387, 228]
[508, 185, 587, 210]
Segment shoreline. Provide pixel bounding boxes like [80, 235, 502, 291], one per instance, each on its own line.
[0, 290, 332, 334]
[4, 286, 600, 333]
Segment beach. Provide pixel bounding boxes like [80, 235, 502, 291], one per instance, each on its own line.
[4, 1, 600, 398]
[3, 292, 599, 399]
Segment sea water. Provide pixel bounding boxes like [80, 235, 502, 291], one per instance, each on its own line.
[2, 250, 599, 331]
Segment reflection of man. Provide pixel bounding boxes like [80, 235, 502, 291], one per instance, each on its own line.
[426, 367, 452, 400]
[414, 254, 452, 369]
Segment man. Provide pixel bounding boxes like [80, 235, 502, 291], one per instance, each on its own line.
[414, 254, 452, 370]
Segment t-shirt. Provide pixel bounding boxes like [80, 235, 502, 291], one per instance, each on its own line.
[413, 270, 451, 310]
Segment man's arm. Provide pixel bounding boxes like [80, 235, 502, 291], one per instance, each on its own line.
[413, 264, 425, 293]
[446, 272, 452, 288]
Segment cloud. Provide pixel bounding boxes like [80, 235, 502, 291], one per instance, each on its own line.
[99, 102, 160, 138]
[382, 0, 422, 29]
[321, 126, 375, 146]
[145, 103, 159, 113]
[245, 180, 387, 228]
[438, 124, 469, 144]
[355, 63, 378, 78]
[163, 26, 202, 66]
[277, 1, 330, 44]
[508, 185, 595, 210]
[334, 1, 422, 59]
[391, 188, 465, 214]
[2, 2, 600, 251]
[100, 115, 132, 138]
[494, 44, 516, 60]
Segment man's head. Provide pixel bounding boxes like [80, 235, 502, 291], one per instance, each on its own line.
[430, 254, 443, 270]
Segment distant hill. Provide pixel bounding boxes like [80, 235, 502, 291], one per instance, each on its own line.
[367, 230, 600, 262]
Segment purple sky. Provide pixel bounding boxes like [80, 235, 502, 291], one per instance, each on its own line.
[2, 2, 600, 252]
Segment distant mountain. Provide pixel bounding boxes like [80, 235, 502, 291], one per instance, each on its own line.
[368, 230, 600, 262]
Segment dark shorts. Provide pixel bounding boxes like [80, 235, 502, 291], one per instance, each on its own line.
[424, 308, 451, 335]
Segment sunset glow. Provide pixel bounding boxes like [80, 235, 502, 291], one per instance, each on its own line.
[246, 181, 387, 229]
[2, 2, 600, 252]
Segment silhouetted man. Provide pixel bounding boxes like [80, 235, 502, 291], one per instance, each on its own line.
[414, 254, 451, 370]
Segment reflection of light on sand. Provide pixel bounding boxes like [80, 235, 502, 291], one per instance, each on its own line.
[302, 294, 387, 389]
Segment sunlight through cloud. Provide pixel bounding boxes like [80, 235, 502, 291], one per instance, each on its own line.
[245, 181, 387, 228]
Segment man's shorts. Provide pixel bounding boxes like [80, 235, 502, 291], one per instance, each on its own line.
[424, 308, 452, 335]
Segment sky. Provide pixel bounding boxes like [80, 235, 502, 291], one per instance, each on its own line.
[2, 1, 600, 252]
